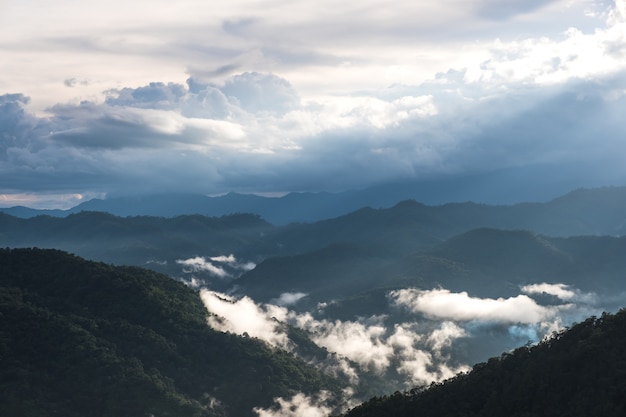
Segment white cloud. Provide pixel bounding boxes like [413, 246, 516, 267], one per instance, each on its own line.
[199, 281, 614, 397]
[253, 391, 332, 417]
[293, 314, 394, 373]
[521, 282, 577, 300]
[389, 288, 569, 323]
[176, 254, 255, 278]
[199, 290, 468, 386]
[210, 254, 237, 263]
[200, 290, 291, 349]
[388, 322, 469, 385]
[176, 257, 229, 278]
[271, 292, 308, 306]
[181, 276, 203, 289]
[427, 321, 467, 353]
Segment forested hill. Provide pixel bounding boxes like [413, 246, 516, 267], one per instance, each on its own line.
[0, 248, 342, 417]
[343, 309, 626, 417]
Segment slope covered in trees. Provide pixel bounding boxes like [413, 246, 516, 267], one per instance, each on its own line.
[343, 309, 626, 417]
[0, 248, 342, 417]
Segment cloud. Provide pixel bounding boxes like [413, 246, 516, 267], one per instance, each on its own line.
[473, 0, 562, 20]
[200, 290, 291, 349]
[390, 284, 608, 352]
[220, 72, 301, 115]
[199, 280, 615, 398]
[521, 283, 577, 300]
[200, 290, 468, 386]
[253, 391, 333, 417]
[105, 82, 187, 110]
[271, 292, 308, 306]
[5, 67, 626, 204]
[176, 257, 229, 278]
[389, 288, 568, 324]
[0, 192, 96, 209]
[210, 254, 256, 271]
[176, 254, 256, 279]
[291, 316, 468, 385]
[181, 276, 203, 289]
[293, 314, 394, 373]
[0, 94, 36, 151]
[209, 254, 237, 263]
[3, 2, 626, 205]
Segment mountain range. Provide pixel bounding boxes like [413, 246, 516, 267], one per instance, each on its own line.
[2, 186, 626, 415]
[2, 179, 625, 226]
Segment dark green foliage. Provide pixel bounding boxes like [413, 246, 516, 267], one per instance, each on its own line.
[343, 310, 626, 417]
[0, 248, 341, 417]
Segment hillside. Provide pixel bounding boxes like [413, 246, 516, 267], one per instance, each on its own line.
[233, 228, 626, 305]
[0, 248, 342, 417]
[343, 309, 626, 417]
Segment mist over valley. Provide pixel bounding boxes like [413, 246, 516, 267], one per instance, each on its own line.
[2, 186, 626, 415]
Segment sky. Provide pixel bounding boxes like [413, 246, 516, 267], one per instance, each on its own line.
[2, 0, 626, 208]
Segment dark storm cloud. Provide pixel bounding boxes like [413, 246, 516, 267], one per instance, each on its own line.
[0, 94, 35, 145]
[45, 101, 194, 149]
[3, 66, 626, 200]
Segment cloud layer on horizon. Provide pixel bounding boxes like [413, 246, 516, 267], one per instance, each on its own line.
[2, 1, 626, 207]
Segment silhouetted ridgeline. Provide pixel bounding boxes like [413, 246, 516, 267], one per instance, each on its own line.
[0, 248, 341, 417]
[342, 309, 626, 417]
[2, 186, 626, 231]
[2, 187, 626, 273]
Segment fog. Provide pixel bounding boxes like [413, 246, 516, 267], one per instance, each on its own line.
[199, 280, 611, 414]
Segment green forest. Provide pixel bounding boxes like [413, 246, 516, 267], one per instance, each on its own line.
[0, 248, 342, 417]
[343, 309, 626, 417]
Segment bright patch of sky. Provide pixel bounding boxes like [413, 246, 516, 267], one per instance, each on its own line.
[2, 0, 626, 207]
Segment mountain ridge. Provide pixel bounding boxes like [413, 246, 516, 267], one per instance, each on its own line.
[3, 184, 626, 226]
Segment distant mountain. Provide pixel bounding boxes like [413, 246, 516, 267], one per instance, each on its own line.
[0, 211, 273, 277]
[0, 191, 372, 225]
[0, 248, 342, 417]
[0, 206, 67, 218]
[2, 187, 626, 293]
[2, 180, 626, 226]
[343, 309, 626, 417]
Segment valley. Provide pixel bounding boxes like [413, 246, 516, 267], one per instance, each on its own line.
[1, 186, 626, 416]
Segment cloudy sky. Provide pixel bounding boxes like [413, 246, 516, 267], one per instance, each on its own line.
[2, 0, 626, 208]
